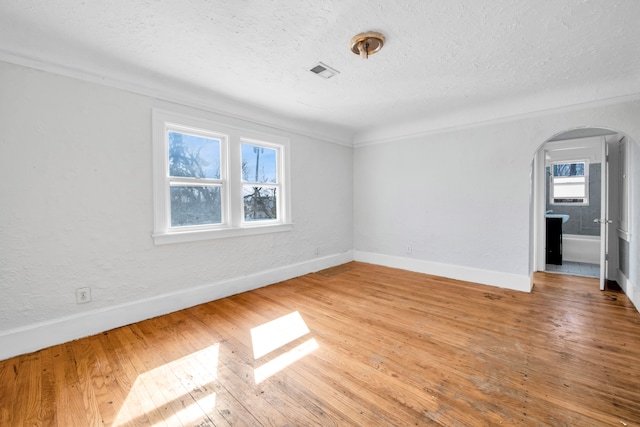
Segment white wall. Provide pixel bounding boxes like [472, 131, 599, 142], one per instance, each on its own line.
[0, 61, 353, 359]
[2, 59, 640, 361]
[624, 140, 640, 307]
[353, 122, 532, 291]
[353, 99, 640, 299]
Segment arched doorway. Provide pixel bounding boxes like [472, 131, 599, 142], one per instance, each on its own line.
[531, 127, 633, 291]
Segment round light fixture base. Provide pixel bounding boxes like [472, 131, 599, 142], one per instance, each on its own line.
[350, 31, 385, 59]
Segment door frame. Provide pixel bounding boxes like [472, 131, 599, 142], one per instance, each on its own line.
[532, 129, 620, 285]
[598, 138, 608, 290]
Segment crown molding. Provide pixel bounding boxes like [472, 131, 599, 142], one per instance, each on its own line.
[352, 92, 640, 148]
[0, 49, 354, 147]
[5, 47, 639, 150]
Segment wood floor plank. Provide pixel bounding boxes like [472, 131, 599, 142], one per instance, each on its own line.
[218, 293, 388, 426]
[0, 353, 17, 425]
[258, 281, 527, 424]
[92, 329, 156, 427]
[52, 343, 91, 426]
[2, 262, 640, 426]
[70, 338, 106, 426]
[134, 313, 268, 426]
[100, 327, 162, 426]
[12, 351, 42, 426]
[101, 331, 169, 427]
[87, 333, 133, 427]
[139, 314, 230, 427]
[260, 278, 524, 421]
[39, 347, 58, 427]
[112, 322, 206, 427]
[188, 299, 333, 426]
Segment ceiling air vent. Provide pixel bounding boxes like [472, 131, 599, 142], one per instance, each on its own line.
[309, 62, 340, 79]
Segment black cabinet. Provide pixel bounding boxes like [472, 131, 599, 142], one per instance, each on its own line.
[546, 217, 563, 265]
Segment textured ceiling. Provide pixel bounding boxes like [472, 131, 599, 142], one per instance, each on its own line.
[1, 0, 639, 144]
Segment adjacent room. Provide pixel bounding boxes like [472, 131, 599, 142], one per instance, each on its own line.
[1, 1, 639, 425]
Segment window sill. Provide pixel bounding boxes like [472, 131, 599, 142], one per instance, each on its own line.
[153, 223, 294, 245]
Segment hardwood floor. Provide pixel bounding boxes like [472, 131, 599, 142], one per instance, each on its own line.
[1, 262, 639, 426]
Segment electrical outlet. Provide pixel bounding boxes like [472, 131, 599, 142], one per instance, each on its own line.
[314, 247, 320, 256]
[406, 245, 413, 254]
[76, 287, 91, 304]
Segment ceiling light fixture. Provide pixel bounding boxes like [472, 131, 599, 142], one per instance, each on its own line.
[350, 31, 385, 59]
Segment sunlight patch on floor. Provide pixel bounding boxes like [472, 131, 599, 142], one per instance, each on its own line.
[113, 343, 220, 426]
[254, 338, 319, 384]
[250, 311, 311, 359]
[251, 311, 318, 384]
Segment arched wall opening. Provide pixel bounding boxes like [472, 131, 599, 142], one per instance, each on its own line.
[529, 126, 635, 295]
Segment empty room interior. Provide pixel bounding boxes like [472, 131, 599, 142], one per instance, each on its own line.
[1, 1, 640, 426]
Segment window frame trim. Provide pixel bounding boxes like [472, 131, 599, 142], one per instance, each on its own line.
[239, 138, 284, 226]
[165, 124, 228, 231]
[152, 109, 292, 245]
[549, 159, 590, 206]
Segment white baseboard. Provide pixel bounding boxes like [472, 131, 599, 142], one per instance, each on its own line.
[354, 251, 533, 293]
[0, 251, 354, 361]
[617, 271, 640, 312]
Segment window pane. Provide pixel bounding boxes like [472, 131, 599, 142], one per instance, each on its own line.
[241, 144, 277, 183]
[554, 176, 585, 185]
[554, 177, 586, 198]
[555, 184, 586, 198]
[243, 186, 277, 221]
[170, 186, 221, 226]
[553, 163, 584, 177]
[168, 131, 221, 179]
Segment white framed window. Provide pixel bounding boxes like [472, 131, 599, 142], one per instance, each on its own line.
[166, 125, 227, 229]
[241, 140, 282, 225]
[152, 109, 292, 245]
[550, 160, 589, 205]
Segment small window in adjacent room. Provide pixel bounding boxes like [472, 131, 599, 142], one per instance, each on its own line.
[152, 109, 292, 244]
[550, 160, 589, 205]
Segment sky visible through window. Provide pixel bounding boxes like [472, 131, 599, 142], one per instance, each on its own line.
[242, 143, 277, 183]
[168, 131, 220, 179]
